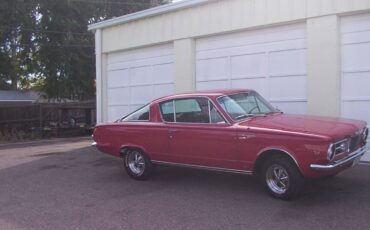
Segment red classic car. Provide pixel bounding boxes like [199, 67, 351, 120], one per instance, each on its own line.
[92, 89, 368, 199]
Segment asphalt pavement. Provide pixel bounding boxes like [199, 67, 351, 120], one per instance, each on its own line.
[0, 138, 370, 230]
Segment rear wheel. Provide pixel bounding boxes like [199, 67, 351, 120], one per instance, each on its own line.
[261, 156, 304, 200]
[123, 149, 153, 180]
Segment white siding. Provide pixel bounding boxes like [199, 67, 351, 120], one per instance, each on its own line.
[106, 44, 174, 122]
[196, 23, 307, 114]
[100, 0, 370, 53]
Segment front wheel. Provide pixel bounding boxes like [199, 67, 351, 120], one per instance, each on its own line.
[262, 156, 304, 200]
[123, 149, 153, 180]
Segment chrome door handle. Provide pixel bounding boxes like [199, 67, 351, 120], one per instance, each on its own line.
[237, 133, 254, 140]
[168, 129, 178, 134]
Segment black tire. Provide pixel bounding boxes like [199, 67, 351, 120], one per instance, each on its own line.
[123, 149, 153, 180]
[261, 156, 304, 200]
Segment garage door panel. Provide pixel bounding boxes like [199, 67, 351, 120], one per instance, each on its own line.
[197, 45, 266, 60]
[108, 88, 129, 106]
[342, 30, 370, 45]
[268, 49, 306, 76]
[231, 53, 266, 78]
[130, 66, 152, 86]
[342, 14, 370, 34]
[108, 61, 130, 71]
[342, 101, 370, 124]
[197, 58, 229, 81]
[342, 43, 370, 71]
[342, 72, 370, 99]
[107, 69, 130, 88]
[197, 39, 305, 60]
[197, 80, 229, 90]
[270, 101, 307, 115]
[152, 63, 174, 84]
[129, 55, 172, 68]
[231, 78, 267, 97]
[108, 106, 130, 122]
[153, 84, 174, 98]
[130, 85, 154, 105]
[269, 76, 306, 99]
[108, 44, 173, 64]
[150, 56, 173, 66]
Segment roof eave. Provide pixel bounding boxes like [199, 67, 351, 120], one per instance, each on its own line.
[88, 0, 212, 31]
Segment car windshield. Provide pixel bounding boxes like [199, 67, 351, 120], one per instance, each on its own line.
[217, 92, 278, 120]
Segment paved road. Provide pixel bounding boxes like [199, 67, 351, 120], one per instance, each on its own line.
[0, 138, 370, 230]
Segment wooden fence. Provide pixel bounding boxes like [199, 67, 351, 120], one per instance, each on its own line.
[0, 102, 96, 139]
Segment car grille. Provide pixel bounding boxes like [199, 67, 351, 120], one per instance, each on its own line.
[332, 133, 362, 157]
[349, 133, 362, 152]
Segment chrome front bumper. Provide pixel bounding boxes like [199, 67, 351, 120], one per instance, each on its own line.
[310, 146, 366, 171]
[91, 141, 97, 147]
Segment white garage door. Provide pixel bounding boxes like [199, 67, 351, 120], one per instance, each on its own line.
[341, 13, 370, 161]
[196, 23, 307, 114]
[341, 14, 370, 125]
[107, 44, 174, 122]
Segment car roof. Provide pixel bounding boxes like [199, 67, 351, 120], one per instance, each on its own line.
[152, 88, 253, 103]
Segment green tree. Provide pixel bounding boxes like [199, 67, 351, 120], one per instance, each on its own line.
[36, 0, 167, 100]
[0, 0, 167, 98]
[0, 0, 37, 90]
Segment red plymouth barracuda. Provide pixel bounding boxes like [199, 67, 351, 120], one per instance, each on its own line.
[92, 89, 368, 199]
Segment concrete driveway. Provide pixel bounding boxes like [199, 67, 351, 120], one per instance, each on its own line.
[0, 138, 369, 230]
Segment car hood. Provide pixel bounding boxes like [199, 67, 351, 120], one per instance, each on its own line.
[238, 114, 366, 140]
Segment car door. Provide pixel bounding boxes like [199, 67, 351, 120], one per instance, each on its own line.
[159, 97, 246, 170]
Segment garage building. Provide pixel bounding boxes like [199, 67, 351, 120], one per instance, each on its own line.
[88, 0, 370, 158]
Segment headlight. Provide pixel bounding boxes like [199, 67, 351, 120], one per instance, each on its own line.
[335, 139, 350, 154]
[327, 139, 350, 161]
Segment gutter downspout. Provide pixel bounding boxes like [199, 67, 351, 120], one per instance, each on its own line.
[95, 29, 102, 124]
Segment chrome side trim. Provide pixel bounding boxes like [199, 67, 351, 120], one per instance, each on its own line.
[151, 160, 252, 175]
[310, 146, 366, 171]
[91, 142, 97, 147]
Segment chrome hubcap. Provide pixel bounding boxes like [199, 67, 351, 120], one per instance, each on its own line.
[127, 151, 145, 175]
[266, 164, 290, 195]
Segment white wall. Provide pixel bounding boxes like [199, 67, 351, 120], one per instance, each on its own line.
[101, 0, 370, 53]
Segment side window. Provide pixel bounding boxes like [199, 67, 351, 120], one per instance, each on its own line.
[160, 100, 175, 122]
[210, 102, 226, 124]
[121, 105, 150, 122]
[159, 98, 226, 124]
[175, 98, 209, 123]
